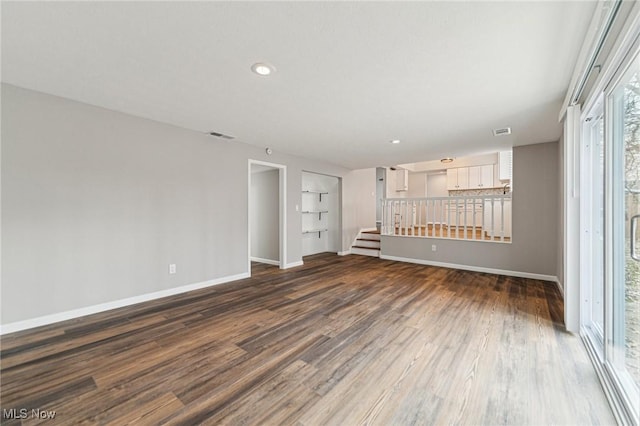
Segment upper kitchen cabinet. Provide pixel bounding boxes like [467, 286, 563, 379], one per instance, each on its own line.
[395, 169, 409, 191]
[448, 165, 495, 190]
[468, 165, 494, 189]
[498, 151, 513, 182]
[446, 167, 469, 190]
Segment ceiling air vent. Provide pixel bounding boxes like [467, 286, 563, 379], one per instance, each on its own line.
[208, 131, 235, 140]
[493, 127, 512, 136]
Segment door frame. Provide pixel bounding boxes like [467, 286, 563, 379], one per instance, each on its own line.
[580, 97, 605, 351]
[248, 159, 287, 273]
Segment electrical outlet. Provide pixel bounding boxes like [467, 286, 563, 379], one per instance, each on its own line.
[169, 264, 176, 274]
[431, 245, 437, 252]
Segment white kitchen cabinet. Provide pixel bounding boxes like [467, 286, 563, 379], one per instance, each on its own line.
[395, 169, 408, 191]
[468, 165, 494, 189]
[483, 199, 512, 238]
[445, 204, 483, 228]
[446, 168, 469, 190]
[498, 151, 513, 181]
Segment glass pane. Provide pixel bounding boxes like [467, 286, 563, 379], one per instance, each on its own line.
[611, 53, 640, 398]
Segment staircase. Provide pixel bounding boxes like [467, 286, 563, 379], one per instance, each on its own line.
[351, 229, 381, 257]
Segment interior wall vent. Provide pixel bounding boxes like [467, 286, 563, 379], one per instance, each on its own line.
[493, 127, 512, 136]
[208, 131, 235, 140]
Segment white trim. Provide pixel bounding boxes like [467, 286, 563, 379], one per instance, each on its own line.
[0, 272, 250, 335]
[337, 250, 351, 256]
[555, 278, 565, 299]
[560, 0, 623, 119]
[283, 260, 304, 269]
[248, 159, 287, 272]
[380, 254, 558, 282]
[564, 105, 582, 333]
[581, 332, 636, 425]
[250, 256, 280, 266]
[583, 1, 640, 113]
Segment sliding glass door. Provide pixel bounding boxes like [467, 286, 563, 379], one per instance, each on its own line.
[608, 50, 640, 415]
[582, 46, 640, 424]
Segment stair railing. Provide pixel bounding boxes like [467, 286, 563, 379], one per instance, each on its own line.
[381, 195, 512, 242]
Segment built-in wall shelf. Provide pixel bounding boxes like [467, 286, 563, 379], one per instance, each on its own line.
[302, 189, 329, 237]
[303, 228, 328, 238]
[302, 190, 329, 202]
[302, 210, 329, 220]
[302, 172, 339, 256]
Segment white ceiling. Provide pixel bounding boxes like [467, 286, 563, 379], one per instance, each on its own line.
[1, 1, 595, 170]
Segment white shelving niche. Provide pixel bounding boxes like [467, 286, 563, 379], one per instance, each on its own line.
[301, 172, 339, 256]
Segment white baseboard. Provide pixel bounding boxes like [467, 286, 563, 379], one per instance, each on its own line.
[338, 250, 351, 256]
[0, 272, 250, 335]
[555, 278, 565, 298]
[250, 256, 280, 266]
[379, 255, 558, 283]
[283, 260, 304, 269]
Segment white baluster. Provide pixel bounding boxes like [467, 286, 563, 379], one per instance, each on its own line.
[500, 197, 505, 242]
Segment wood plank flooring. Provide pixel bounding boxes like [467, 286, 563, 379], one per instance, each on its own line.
[1, 254, 613, 425]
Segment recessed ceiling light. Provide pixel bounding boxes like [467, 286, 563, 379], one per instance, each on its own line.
[390, 139, 401, 144]
[440, 158, 454, 163]
[251, 62, 275, 76]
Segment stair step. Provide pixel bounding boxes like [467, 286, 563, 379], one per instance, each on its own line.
[351, 246, 380, 257]
[355, 240, 381, 249]
[360, 231, 380, 241]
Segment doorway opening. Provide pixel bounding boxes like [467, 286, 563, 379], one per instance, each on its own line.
[248, 160, 287, 273]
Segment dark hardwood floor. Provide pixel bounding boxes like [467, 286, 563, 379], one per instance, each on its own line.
[1, 254, 613, 425]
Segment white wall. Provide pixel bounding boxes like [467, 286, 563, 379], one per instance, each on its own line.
[423, 173, 449, 224]
[407, 173, 427, 198]
[1, 84, 376, 327]
[427, 173, 448, 197]
[382, 142, 559, 278]
[250, 169, 279, 263]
